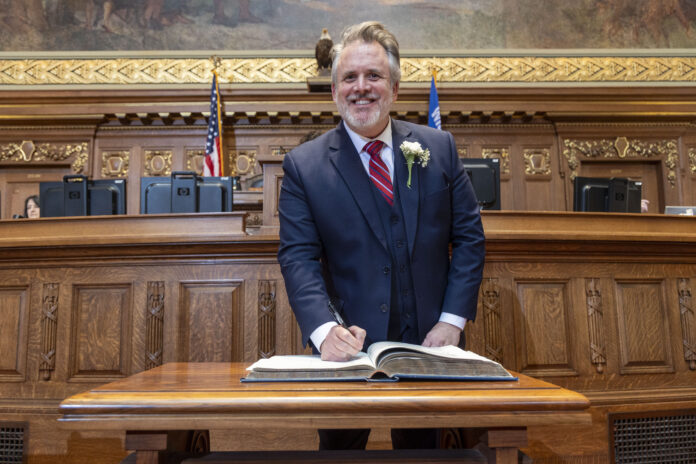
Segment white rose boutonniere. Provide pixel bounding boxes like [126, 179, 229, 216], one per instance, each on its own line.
[400, 141, 430, 188]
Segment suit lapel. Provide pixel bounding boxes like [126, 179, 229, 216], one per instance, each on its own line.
[392, 120, 420, 257]
[328, 123, 388, 252]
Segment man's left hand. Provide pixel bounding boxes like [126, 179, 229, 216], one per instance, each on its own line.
[422, 321, 463, 347]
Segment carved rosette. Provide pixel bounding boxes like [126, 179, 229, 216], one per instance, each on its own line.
[146, 281, 165, 370]
[563, 137, 678, 185]
[144, 150, 172, 176]
[4, 56, 696, 85]
[101, 150, 130, 177]
[482, 278, 503, 363]
[585, 278, 607, 373]
[258, 280, 276, 359]
[523, 148, 551, 176]
[186, 149, 205, 175]
[678, 279, 696, 370]
[482, 147, 510, 176]
[40, 283, 59, 381]
[0, 141, 89, 174]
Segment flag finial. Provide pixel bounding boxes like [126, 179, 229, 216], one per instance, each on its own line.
[210, 55, 222, 75]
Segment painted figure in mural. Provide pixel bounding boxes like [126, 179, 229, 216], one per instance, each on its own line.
[599, 0, 692, 45]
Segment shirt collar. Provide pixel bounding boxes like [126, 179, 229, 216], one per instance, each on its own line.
[343, 119, 393, 154]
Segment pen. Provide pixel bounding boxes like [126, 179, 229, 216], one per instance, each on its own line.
[327, 299, 349, 329]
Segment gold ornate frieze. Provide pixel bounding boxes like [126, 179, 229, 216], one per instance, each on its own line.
[144, 150, 172, 176]
[3, 55, 696, 85]
[523, 148, 551, 176]
[229, 149, 258, 178]
[563, 137, 679, 185]
[482, 147, 511, 176]
[101, 150, 129, 177]
[689, 148, 696, 175]
[0, 140, 89, 173]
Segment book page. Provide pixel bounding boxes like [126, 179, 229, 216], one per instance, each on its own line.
[366, 341, 497, 367]
[247, 352, 374, 372]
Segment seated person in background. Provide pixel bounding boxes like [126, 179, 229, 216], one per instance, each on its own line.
[25, 195, 40, 218]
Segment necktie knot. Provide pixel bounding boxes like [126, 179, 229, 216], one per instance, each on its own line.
[364, 140, 385, 158]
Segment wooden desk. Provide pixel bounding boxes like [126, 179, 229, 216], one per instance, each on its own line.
[59, 362, 590, 464]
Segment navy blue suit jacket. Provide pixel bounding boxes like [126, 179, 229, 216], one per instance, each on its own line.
[278, 119, 485, 347]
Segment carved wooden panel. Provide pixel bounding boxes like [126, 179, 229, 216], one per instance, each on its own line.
[482, 278, 503, 363]
[677, 278, 696, 371]
[515, 280, 576, 376]
[179, 281, 243, 362]
[39, 283, 59, 381]
[585, 278, 607, 374]
[615, 279, 674, 374]
[258, 280, 276, 359]
[68, 284, 132, 380]
[0, 286, 28, 380]
[146, 281, 165, 370]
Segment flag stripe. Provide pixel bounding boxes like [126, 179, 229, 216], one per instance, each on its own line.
[204, 71, 224, 177]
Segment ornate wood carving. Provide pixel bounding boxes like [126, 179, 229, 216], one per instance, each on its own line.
[0, 140, 89, 173]
[482, 278, 503, 364]
[585, 278, 606, 374]
[186, 149, 205, 175]
[258, 280, 277, 359]
[228, 149, 258, 178]
[40, 283, 59, 381]
[523, 148, 551, 176]
[457, 147, 467, 158]
[563, 137, 678, 185]
[101, 150, 130, 177]
[688, 148, 696, 176]
[144, 151, 172, 176]
[146, 282, 164, 370]
[678, 278, 696, 371]
[482, 147, 510, 176]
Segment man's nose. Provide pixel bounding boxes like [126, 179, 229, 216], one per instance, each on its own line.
[355, 75, 370, 91]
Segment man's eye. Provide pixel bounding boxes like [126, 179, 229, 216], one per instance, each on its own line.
[344, 75, 356, 82]
[368, 73, 381, 80]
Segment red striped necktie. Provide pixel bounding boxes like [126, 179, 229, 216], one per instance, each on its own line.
[364, 140, 393, 206]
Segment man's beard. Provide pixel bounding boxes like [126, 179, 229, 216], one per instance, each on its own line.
[337, 91, 393, 134]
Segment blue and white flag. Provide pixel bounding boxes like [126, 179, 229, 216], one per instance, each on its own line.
[427, 75, 441, 130]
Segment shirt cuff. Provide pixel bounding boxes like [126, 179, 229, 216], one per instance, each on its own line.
[439, 312, 467, 331]
[310, 321, 338, 352]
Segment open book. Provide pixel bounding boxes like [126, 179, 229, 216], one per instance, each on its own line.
[242, 341, 516, 382]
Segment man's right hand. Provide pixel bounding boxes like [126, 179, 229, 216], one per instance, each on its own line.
[320, 325, 366, 361]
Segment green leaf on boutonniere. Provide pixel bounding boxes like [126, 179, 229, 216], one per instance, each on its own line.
[400, 141, 430, 188]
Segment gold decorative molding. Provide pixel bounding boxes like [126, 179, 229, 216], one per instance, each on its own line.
[678, 278, 695, 371]
[523, 148, 551, 176]
[258, 280, 276, 359]
[271, 146, 291, 157]
[186, 149, 205, 175]
[585, 278, 607, 374]
[3, 56, 696, 85]
[144, 150, 172, 176]
[101, 150, 129, 177]
[482, 278, 502, 364]
[563, 137, 679, 185]
[146, 281, 164, 370]
[40, 283, 59, 381]
[482, 147, 510, 176]
[688, 148, 696, 176]
[229, 149, 257, 178]
[0, 141, 89, 173]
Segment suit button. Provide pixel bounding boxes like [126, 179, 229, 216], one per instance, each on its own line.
[383, 266, 390, 274]
[405, 312, 412, 319]
[396, 240, 404, 248]
[400, 265, 406, 272]
[391, 215, 399, 224]
[380, 304, 388, 313]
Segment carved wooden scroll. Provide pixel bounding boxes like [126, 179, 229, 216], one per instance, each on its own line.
[258, 280, 276, 359]
[482, 278, 502, 363]
[146, 281, 164, 370]
[586, 278, 607, 373]
[678, 278, 696, 370]
[40, 283, 59, 381]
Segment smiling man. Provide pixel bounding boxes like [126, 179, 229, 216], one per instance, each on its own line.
[278, 21, 485, 450]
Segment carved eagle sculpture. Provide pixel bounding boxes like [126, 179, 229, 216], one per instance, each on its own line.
[315, 28, 333, 76]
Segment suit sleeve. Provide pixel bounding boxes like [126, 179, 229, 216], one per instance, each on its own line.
[439, 131, 486, 321]
[277, 151, 334, 347]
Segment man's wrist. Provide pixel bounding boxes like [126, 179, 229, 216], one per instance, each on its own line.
[439, 312, 467, 331]
[310, 321, 338, 352]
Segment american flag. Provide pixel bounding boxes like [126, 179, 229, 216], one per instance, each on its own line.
[204, 71, 224, 176]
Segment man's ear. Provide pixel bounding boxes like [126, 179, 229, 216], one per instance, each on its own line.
[392, 81, 399, 101]
[331, 83, 337, 102]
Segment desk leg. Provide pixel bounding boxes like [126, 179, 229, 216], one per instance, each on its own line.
[482, 428, 528, 464]
[125, 430, 210, 463]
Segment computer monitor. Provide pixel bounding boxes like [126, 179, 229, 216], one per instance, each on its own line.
[460, 158, 501, 210]
[140, 171, 234, 214]
[40, 175, 126, 217]
[573, 176, 642, 213]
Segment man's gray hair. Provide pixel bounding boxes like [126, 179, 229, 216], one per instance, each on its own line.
[331, 21, 401, 87]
